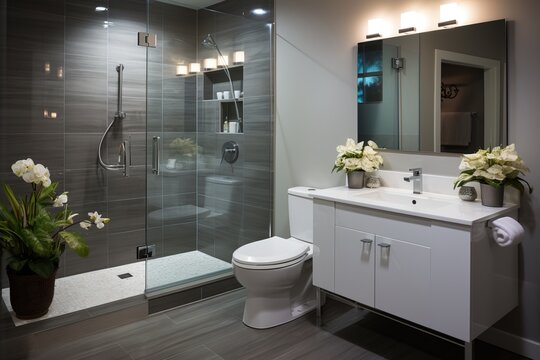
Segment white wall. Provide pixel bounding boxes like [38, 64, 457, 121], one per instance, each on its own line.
[275, 0, 540, 357]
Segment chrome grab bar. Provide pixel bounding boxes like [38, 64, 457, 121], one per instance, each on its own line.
[152, 136, 160, 175]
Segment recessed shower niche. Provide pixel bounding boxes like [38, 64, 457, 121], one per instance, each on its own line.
[202, 66, 244, 134]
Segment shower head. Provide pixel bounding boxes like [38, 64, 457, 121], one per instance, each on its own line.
[201, 33, 217, 49]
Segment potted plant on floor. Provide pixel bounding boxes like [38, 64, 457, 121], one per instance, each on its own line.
[0, 158, 110, 319]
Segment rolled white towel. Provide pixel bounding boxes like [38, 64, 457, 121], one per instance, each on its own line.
[490, 217, 524, 247]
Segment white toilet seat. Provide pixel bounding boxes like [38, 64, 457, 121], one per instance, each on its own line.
[232, 236, 310, 270]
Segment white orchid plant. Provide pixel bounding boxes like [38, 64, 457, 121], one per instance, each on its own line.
[454, 144, 533, 194]
[0, 158, 110, 278]
[332, 138, 384, 173]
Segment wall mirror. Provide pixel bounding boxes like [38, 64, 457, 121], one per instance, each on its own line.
[357, 19, 506, 154]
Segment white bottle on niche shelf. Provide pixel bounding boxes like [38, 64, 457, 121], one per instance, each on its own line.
[223, 116, 229, 133]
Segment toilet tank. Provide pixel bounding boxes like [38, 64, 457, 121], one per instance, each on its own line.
[288, 187, 317, 243]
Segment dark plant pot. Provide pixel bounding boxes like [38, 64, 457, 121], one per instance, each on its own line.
[7, 267, 57, 319]
[480, 183, 504, 207]
[347, 171, 365, 189]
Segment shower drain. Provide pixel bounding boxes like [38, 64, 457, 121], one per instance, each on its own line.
[117, 273, 133, 279]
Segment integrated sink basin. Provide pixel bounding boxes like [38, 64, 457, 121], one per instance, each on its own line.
[356, 188, 457, 211]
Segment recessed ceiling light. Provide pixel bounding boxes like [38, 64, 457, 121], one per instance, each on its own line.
[95, 6, 108, 12]
[251, 8, 267, 16]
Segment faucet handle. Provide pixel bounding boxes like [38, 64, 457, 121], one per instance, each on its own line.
[409, 168, 422, 176]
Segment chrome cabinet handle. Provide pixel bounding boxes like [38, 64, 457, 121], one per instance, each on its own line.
[152, 136, 160, 175]
[377, 243, 391, 248]
[360, 239, 373, 244]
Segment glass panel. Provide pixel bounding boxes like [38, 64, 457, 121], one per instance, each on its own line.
[145, 3, 273, 293]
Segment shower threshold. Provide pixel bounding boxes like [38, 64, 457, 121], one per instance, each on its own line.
[1, 251, 231, 327]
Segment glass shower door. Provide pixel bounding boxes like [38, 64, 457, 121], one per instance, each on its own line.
[144, 2, 273, 294]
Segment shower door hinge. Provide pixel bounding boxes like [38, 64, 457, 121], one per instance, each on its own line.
[391, 57, 404, 70]
[138, 32, 157, 48]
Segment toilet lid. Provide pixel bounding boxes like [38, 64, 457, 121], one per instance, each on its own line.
[232, 236, 309, 266]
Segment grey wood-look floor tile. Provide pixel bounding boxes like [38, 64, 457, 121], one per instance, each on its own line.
[3, 289, 529, 360]
[162, 345, 223, 360]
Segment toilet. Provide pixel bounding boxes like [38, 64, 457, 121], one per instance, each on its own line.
[232, 186, 317, 329]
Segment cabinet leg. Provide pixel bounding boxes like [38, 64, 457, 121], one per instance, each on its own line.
[316, 287, 322, 327]
[464, 341, 473, 360]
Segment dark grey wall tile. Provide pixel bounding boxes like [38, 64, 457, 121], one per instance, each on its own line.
[241, 205, 271, 245]
[65, 94, 108, 133]
[197, 224, 215, 256]
[107, 165, 146, 202]
[64, 230, 108, 276]
[6, 8, 64, 53]
[243, 59, 271, 98]
[243, 168, 272, 209]
[65, 133, 101, 170]
[65, 16, 108, 58]
[242, 95, 272, 135]
[108, 198, 146, 233]
[65, 168, 107, 205]
[162, 222, 197, 256]
[108, 229, 146, 267]
[147, 226, 164, 258]
[0, 133, 64, 172]
[65, 54, 107, 97]
[107, 95, 146, 133]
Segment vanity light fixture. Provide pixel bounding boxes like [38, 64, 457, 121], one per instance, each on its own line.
[233, 51, 245, 64]
[367, 18, 384, 39]
[188, 62, 201, 73]
[203, 58, 217, 70]
[399, 11, 417, 33]
[95, 6, 108, 12]
[176, 63, 188, 76]
[438, 3, 458, 27]
[217, 55, 229, 67]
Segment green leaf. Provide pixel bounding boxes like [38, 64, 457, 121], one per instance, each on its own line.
[59, 231, 89, 257]
[38, 182, 58, 203]
[20, 228, 50, 257]
[8, 258, 28, 272]
[2, 184, 23, 222]
[28, 260, 56, 278]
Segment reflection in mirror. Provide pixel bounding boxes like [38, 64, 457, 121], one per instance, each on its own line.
[357, 20, 506, 155]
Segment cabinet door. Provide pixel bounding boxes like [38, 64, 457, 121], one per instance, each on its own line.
[375, 235, 431, 327]
[335, 226, 375, 307]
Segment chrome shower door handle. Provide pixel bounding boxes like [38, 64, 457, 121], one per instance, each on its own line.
[152, 136, 160, 175]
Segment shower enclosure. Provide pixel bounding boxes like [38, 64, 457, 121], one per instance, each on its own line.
[0, 0, 273, 313]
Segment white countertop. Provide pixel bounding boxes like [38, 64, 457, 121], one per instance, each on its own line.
[312, 186, 518, 226]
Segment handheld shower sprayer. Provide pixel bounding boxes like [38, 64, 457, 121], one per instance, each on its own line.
[97, 63, 131, 176]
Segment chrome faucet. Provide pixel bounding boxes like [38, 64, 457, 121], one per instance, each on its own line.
[404, 168, 423, 194]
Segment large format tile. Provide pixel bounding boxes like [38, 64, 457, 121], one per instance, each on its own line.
[108, 229, 146, 267]
[107, 198, 146, 233]
[65, 168, 107, 205]
[65, 133, 102, 170]
[0, 133, 64, 172]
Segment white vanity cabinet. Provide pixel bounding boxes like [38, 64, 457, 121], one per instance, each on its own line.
[313, 196, 518, 343]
